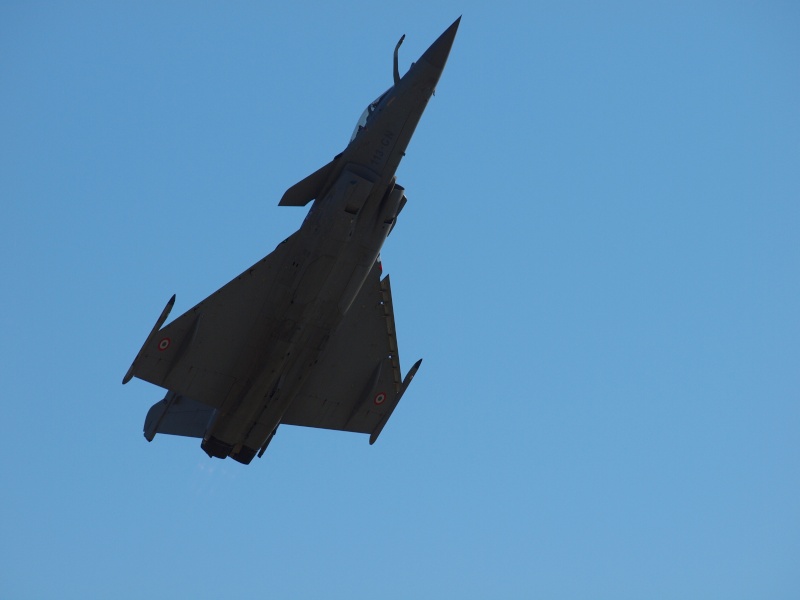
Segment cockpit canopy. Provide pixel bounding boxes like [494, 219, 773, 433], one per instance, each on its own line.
[350, 89, 390, 142]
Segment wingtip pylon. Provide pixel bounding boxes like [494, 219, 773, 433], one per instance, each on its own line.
[368, 357, 422, 445]
[122, 294, 176, 385]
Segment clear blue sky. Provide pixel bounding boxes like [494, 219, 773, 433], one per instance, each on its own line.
[2, 2, 798, 598]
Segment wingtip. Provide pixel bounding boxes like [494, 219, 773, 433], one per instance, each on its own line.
[122, 293, 177, 386]
[406, 358, 422, 381]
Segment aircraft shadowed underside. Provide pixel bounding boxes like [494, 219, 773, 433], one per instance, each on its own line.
[123, 18, 460, 464]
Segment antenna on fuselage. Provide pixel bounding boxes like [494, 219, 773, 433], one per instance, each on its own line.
[393, 34, 405, 85]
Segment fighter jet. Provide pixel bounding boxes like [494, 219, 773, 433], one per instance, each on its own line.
[122, 18, 460, 464]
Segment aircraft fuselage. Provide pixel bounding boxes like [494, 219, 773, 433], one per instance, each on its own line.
[200, 26, 456, 463]
[125, 18, 459, 465]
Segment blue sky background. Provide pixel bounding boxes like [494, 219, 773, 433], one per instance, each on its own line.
[2, 2, 798, 598]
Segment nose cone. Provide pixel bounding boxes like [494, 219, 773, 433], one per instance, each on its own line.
[418, 16, 461, 70]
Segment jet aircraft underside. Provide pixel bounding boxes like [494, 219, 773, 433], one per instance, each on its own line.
[123, 18, 460, 464]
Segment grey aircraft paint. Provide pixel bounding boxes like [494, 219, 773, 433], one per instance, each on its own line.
[123, 18, 460, 464]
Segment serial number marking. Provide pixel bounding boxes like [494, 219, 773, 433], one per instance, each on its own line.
[370, 130, 395, 167]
